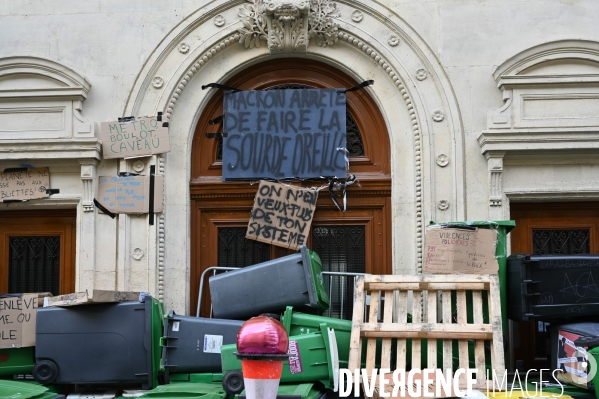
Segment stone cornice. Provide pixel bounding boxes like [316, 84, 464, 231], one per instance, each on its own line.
[0, 87, 88, 101]
[190, 175, 391, 199]
[0, 138, 102, 160]
[478, 128, 599, 154]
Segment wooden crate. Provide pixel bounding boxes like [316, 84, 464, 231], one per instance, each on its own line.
[348, 274, 505, 397]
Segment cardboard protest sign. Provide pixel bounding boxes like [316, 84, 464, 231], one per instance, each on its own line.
[222, 89, 347, 181]
[96, 175, 164, 214]
[100, 117, 170, 159]
[423, 227, 498, 274]
[246, 181, 317, 250]
[0, 294, 40, 348]
[0, 168, 50, 202]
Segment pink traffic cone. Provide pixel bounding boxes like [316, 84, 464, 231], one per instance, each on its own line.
[236, 316, 289, 399]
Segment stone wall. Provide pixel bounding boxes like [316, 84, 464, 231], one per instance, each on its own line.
[1, 0, 598, 314]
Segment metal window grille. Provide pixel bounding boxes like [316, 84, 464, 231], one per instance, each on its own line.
[312, 225, 366, 319]
[8, 236, 60, 295]
[217, 227, 271, 267]
[532, 229, 590, 254]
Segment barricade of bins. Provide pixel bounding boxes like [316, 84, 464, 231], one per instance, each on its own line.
[4, 245, 598, 399]
[0, 245, 344, 399]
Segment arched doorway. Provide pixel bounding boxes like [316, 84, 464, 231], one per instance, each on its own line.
[190, 58, 392, 316]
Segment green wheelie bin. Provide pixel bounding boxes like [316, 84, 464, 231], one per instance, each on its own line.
[0, 347, 35, 377]
[221, 323, 338, 395]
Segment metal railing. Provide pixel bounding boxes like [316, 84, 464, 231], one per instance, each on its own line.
[195, 266, 368, 319]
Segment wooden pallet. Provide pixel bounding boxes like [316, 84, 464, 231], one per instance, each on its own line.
[348, 274, 505, 397]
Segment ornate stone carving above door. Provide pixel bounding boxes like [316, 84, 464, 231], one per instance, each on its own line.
[237, 0, 339, 53]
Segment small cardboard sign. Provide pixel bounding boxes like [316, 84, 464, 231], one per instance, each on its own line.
[96, 175, 164, 214]
[92, 290, 141, 302]
[44, 292, 90, 307]
[0, 294, 41, 348]
[100, 117, 170, 159]
[0, 168, 50, 202]
[246, 181, 317, 250]
[423, 227, 498, 274]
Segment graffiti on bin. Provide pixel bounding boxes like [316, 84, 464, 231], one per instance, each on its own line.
[559, 271, 599, 300]
[538, 258, 599, 269]
[287, 340, 303, 374]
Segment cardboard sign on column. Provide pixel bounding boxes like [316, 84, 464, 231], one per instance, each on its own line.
[96, 175, 164, 214]
[100, 117, 170, 159]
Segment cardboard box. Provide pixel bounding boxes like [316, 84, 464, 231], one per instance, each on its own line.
[96, 175, 164, 214]
[100, 116, 170, 159]
[0, 293, 44, 348]
[0, 167, 50, 202]
[44, 290, 145, 307]
[25, 292, 53, 307]
[423, 226, 498, 274]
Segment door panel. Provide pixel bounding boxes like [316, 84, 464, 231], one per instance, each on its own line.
[191, 195, 391, 317]
[510, 202, 599, 370]
[0, 210, 76, 295]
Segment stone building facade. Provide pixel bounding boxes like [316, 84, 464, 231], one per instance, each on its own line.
[1, 0, 598, 370]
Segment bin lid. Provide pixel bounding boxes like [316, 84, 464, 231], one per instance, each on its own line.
[131, 383, 227, 399]
[300, 246, 330, 310]
[0, 380, 49, 399]
[430, 220, 516, 234]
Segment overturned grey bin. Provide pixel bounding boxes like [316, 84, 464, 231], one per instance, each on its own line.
[161, 311, 243, 374]
[209, 245, 330, 320]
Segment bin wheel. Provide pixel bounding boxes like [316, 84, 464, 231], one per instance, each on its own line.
[33, 359, 58, 384]
[223, 370, 244, 395]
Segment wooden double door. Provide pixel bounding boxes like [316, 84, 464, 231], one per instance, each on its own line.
[189, 58, 393, 316]
[0, 210, 76, 295]
[510, 201, 599, 371]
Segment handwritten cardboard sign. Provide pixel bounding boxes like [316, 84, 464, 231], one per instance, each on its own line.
[96, 175, 164, 214]
[246, 181, 317, 250]
[0, 294, 39, 348]
[0, 168, 50, 202]
[100, 117, 170, 159]
[222, 89, 347, 181]
[44, 292, 90, 307]
[423, 227, 498, 274]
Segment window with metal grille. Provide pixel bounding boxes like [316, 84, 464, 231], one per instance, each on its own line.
[532, 229, 590, 254]
[8, 236, 60, 295]
[217, 227, 271, 267]
[215, 84, 365, 160]
[312, 225, 366, 319]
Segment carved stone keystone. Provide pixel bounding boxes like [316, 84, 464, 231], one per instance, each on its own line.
[237, 0, 339, 54]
